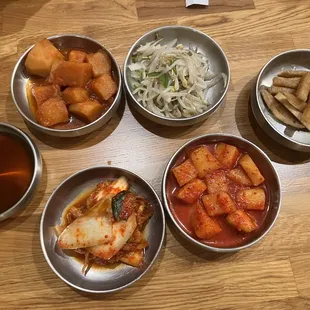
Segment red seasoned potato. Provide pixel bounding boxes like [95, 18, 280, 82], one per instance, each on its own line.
[202, 192, 236, 216]
[176, 178, 207, 204]
[86, 51, 112, 77]
[25, 39, 64, 77]
[68, 100, 103, 123]
[32, 84, 60, 106]
[189, 146, 222, 178]
[90, 73, 118, 101]
[50, 61, 92, 87]
[62, 87, 89, 105]
[36, 97, 69, 127]
[239, 154, 265, 186]
[68, 50, 87, 63]
[227, 168, 253, 186]
[191, 202, 222, 239]
[172, 159, 198, 186]
[215, 143, 240, 169]
[205, 170, 228, 194]
[236, 188, 266, 210]
[226, 210, 257, 233]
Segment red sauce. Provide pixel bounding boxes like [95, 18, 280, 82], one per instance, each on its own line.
[0, 133, 34, 213]
[166, 143, 270, 248]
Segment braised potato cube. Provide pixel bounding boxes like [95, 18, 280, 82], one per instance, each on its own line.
[191, 202, 222, 239]
[86, 51, 112, 77]
[62, 87, 89, 105]
[68, 100, 103, 123]
[236, 188, 266, 210]
[189, 146, 222, 178]
[239, 154, 265, 186]
[205, 170, 228, 194]
[90, 73, 118, 101]
[172, 159, 198, 186]
[176, 178, 207, 204]
[68, 50, 87, 63]
[36, 97, 69, 127]
[25, 39, 64, 77]
[215, 143, 240, 168]
[226, 210, 257, 233]
[32, 84, 60, 106]
[227, 168, 253, 186]
[50, 61, 92, 87]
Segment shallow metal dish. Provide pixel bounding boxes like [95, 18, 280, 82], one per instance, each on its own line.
[0, 122, 42, 221]
[11, 34, 122, 138]
[253, 49, 310, 152]
[40, 166, 165, 293]
[162, 134, 281, 252]
[124, 26, 230, 127]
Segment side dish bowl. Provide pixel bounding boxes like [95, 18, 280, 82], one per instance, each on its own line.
[11, 34, 122, 137]
[162, 134, 281, 252]
[40, 166, 165, 293]
[252, 49, 310, 152]
[124, 26, 230, 126]
[0, 122, 42, 221]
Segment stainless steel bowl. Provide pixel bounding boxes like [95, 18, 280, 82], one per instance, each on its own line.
[0, 122, 42, 221]
[11, 34, 122, 137]
[124, 26, 230, 126]
[40, 166, 165, 293]
[253, 49, 310, 152]
[162, 134, 281, 252]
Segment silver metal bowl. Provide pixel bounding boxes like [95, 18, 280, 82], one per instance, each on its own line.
[40, 166, 165, 293]
[162, 134, 281, 252]
[0, 122, 42, 221]
[11, 34, 122, 138]
[253, 49, 310, 152]
[124, 26, 230, 126]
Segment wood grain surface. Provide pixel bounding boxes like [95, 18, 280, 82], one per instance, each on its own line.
[1, 0, 310, 309]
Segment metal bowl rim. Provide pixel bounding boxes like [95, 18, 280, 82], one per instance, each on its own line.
[11, 34, 122, 134]
[255, 48, 310, 148]
[40, 165, 166, 293]
[162, 133, 282, 253]
[0, 122, 42, 218]
[123, 25, 231, 123]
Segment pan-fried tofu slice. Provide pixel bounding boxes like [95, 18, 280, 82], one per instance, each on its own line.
[36, 97, 69, 127]
[205, 170, 228, 194]
[68, 100, 103, 123]
[227, 168, 252, 186]
[62, 87, 89, 104]
[25, 39, 64, 77]
[227, 210, 257, 233]
[68, 50, 87, 63]
[215, 143, 240, 169]
[261, 89, 304, 129]
[50, 61, 92, 87]
[239, 154, 265, 186]
[90, 73, 118, 101]
[172, 159, 198, 186]
[32, 84, 60, 106]
[88, 213, 137, 260]
[191, 202, 222, 239]
[236, 188, 266, 210]
[202, 192, 236, 216]
[273, 77, 300, 89]
[189, 146, 222, 178]
[86, 51, 112, 77]
[301, 104, 310, 131]
[176, 178, 207, 204]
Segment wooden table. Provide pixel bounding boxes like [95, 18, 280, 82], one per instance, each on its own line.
[1, 0, 310, 309]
